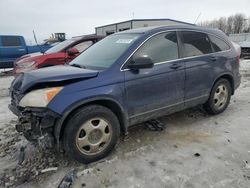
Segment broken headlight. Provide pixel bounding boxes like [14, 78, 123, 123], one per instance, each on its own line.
[19, 87, 63, 107]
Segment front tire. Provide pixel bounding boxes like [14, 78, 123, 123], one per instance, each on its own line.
[204, 79, 232, 115]
[63, 105, 120, 163]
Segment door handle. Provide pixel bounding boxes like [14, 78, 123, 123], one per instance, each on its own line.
[170, 63, 182, 69]
[209, 56, 217, 61]
[18, 49, 25, 51]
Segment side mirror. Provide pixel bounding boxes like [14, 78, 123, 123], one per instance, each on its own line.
[127, 56, 154, 69]
[67, 48, 79, 56]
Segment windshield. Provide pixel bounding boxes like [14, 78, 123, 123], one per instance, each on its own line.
[69, 33, 141, 70]
[45, 38, 79, 54]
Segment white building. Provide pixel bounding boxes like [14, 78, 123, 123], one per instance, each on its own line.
[95, 19, 194, 36]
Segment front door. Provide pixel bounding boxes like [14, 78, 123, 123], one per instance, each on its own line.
[123, 31, 185, 124]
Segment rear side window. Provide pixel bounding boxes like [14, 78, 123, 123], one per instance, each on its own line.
[209, 35, 230, 52]
[132, 31, 179, 63]
[181, 31, 212, 57]
[1, 36, 21, 47]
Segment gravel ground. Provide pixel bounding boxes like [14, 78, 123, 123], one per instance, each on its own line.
[0, 60, 250, 188]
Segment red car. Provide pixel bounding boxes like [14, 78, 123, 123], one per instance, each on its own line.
[14, 34, 104, 75]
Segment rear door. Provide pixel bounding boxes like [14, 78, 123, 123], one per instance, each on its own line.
[178, 31, 216, 107]
[0, 36, 26, 67]
[124, 31, 185, 124]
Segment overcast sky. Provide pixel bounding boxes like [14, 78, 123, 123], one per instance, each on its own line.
[0, 0, 249, 44]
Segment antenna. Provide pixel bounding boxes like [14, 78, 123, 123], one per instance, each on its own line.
[32, 30, 44, 54]
[194, 12, 202, 24]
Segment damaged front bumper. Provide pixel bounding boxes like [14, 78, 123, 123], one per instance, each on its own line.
[8, 104, 60, 148]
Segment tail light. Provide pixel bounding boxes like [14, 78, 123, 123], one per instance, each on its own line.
[237, 55, 240, 64]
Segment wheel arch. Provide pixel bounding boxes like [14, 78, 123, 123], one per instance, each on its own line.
[54, 97, 128, 146]
[212, 73, 235, 95]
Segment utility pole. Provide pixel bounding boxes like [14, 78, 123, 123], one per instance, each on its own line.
[194, 12, 202, 24]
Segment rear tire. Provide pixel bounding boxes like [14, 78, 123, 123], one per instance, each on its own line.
[204, 79, 232, 115]
[63, 105, 120, 163]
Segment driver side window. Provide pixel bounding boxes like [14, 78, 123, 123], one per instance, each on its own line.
[132, 31, 179, 64]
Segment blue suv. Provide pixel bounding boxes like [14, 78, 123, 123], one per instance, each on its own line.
[9, 25, 241, 163]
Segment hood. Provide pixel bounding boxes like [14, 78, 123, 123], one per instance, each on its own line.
[20, 52, 43, 59]
[13, 65, 99, 93]
[16, 52, 44, 64]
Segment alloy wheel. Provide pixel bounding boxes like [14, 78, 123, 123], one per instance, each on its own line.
[76, 118, 112, 155]
[213, 84, 229, 110]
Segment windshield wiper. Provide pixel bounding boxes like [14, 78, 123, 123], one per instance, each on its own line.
[70, 64, 86, 69]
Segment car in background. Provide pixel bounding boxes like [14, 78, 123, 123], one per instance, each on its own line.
[239, 41, 250, 59]
[0, 35, 54, 69]
[9, 25, 241, 163]
[14, 35, 104, 75]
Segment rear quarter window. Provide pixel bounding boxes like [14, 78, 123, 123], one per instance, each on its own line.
[1, 36, 22, 47]
[209, 35, 230, 52]
[180, 31, 212, 57]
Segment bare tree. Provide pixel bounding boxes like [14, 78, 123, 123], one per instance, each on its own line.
[227, 16, 234, 34]
[233, 13, 245, 33]
[243, 17, 250, 33]
[198, 13, 249, 34]
[208, 19, 218, 28]
[217, 17, 227, 33]
[199, 19, 218, 28]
